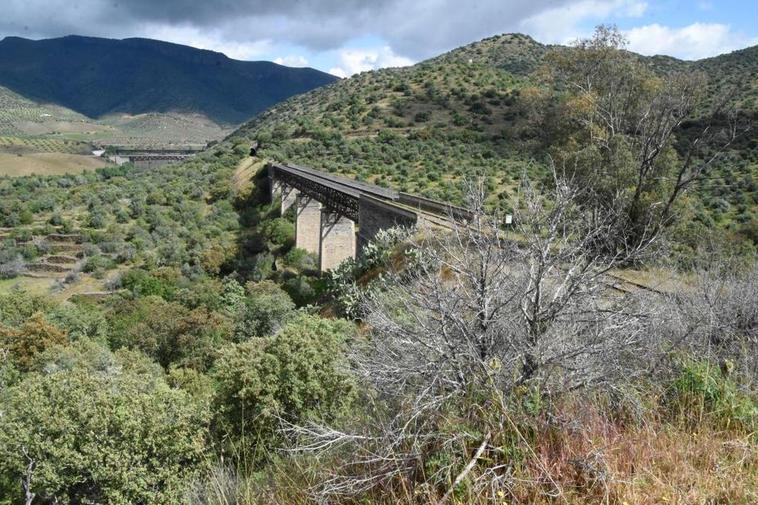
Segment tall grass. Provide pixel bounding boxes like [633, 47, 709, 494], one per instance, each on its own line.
[189, 361, 756, 505]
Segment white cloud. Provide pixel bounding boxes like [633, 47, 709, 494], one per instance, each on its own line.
[624, 1, 648, 17]
[273, 55, 309, 67]
[521, 0, 647, 44]
[328, 46, 413, 78]
[625, 23, 758, 60]
[143, 24, 274, 60]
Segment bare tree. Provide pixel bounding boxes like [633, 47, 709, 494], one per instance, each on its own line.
[288, 177, 657, 499]
[21, 447, 35, 505]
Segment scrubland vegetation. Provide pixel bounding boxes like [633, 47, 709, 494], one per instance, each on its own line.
[0, 27, 755, 504]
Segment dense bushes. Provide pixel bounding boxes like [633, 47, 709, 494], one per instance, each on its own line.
[232, 281, 296, 340]
[0, 349, 208, 504]
[106, 296, 234, 371]
[0, 275, 356, 502]
[211, 315, 356, 458]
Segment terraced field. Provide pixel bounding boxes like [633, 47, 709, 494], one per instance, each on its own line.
[0, 227, 123, 300]
[0, 152, 107, 176]
[0, 136, 92, 154]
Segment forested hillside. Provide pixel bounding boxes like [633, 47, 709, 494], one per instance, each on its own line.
[0, 35, 338, 124]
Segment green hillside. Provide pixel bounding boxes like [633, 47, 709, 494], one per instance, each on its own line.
[228, 33, 757, 250]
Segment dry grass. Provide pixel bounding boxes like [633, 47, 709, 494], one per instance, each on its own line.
[0, 152, 107, 177]
[191, 404, 756, 505]
[0, 277, 53, 296]
[232, 157, 264, 194]
[513, 407, 757, 505]
[0, 269, 122, 302]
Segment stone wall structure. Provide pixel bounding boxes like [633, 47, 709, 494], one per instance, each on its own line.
[320, 212, 357, 271]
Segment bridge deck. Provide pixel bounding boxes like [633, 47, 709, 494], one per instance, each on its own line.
[269, 161, 468, 227]
[278, 166, 363, 199]
[274, 163, 398, 200]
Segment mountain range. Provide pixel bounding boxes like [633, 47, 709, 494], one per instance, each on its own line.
[0, 35, 338, 125]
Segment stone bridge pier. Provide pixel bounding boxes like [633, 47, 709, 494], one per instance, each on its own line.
[271, 179, 359, 271]
[271, 179, 299, 214]
[293, 195, 357, 271]
[295, 196, 322, 254]
[320, 212, 356, 271]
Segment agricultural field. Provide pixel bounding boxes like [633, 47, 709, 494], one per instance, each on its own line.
[0, 85, 233, 177]
[0, 136, 92, 154]
[0, 152, 107, 176]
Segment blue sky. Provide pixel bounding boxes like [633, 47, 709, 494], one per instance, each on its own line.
[2, 1, 756, 76]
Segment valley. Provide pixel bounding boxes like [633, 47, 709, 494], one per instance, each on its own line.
[0, 35, 337, 178]
[0, 84, 232, 176]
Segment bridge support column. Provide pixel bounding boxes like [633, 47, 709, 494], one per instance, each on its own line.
[269, 177, 281, 202]
[281, 185, 299, 215]
[269, 172, 298, 215]
[320, 212, 356, 271]
[295, 196, 322, 254]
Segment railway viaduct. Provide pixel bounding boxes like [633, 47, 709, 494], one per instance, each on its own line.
[267, 162, 472, 271]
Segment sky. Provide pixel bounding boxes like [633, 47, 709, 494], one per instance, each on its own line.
[1, 1, 756, 77]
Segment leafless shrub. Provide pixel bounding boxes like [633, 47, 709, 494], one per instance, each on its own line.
[0, 255, 25, 280]
[289, 176, 663, 499]
[187, 464, 243, 505]
[646, 258, 758, 384]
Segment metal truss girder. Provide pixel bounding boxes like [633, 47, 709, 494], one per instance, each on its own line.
[274, 168, 360, 221]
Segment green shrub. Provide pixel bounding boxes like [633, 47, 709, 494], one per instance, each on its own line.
[251, 252, 275, 281]
[120, 268, 176, 299]
[234, 281, 295, 340]
[82, 254, 115, 274]
[283, 275, 318, 306]
[211, 314, 356, 459]
[0, 352, 208, 504]
[260, 217, 295, 250]
[47, 302, 109, 344]
[414, 111, 431, 123]
[107, 297, 233, 371]
[668, 359, 757, 431]
[0, 292, 53, 326]
[283, 247, 317, 271]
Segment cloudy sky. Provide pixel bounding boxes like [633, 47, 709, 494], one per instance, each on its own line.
[1, 1, 756, 76]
